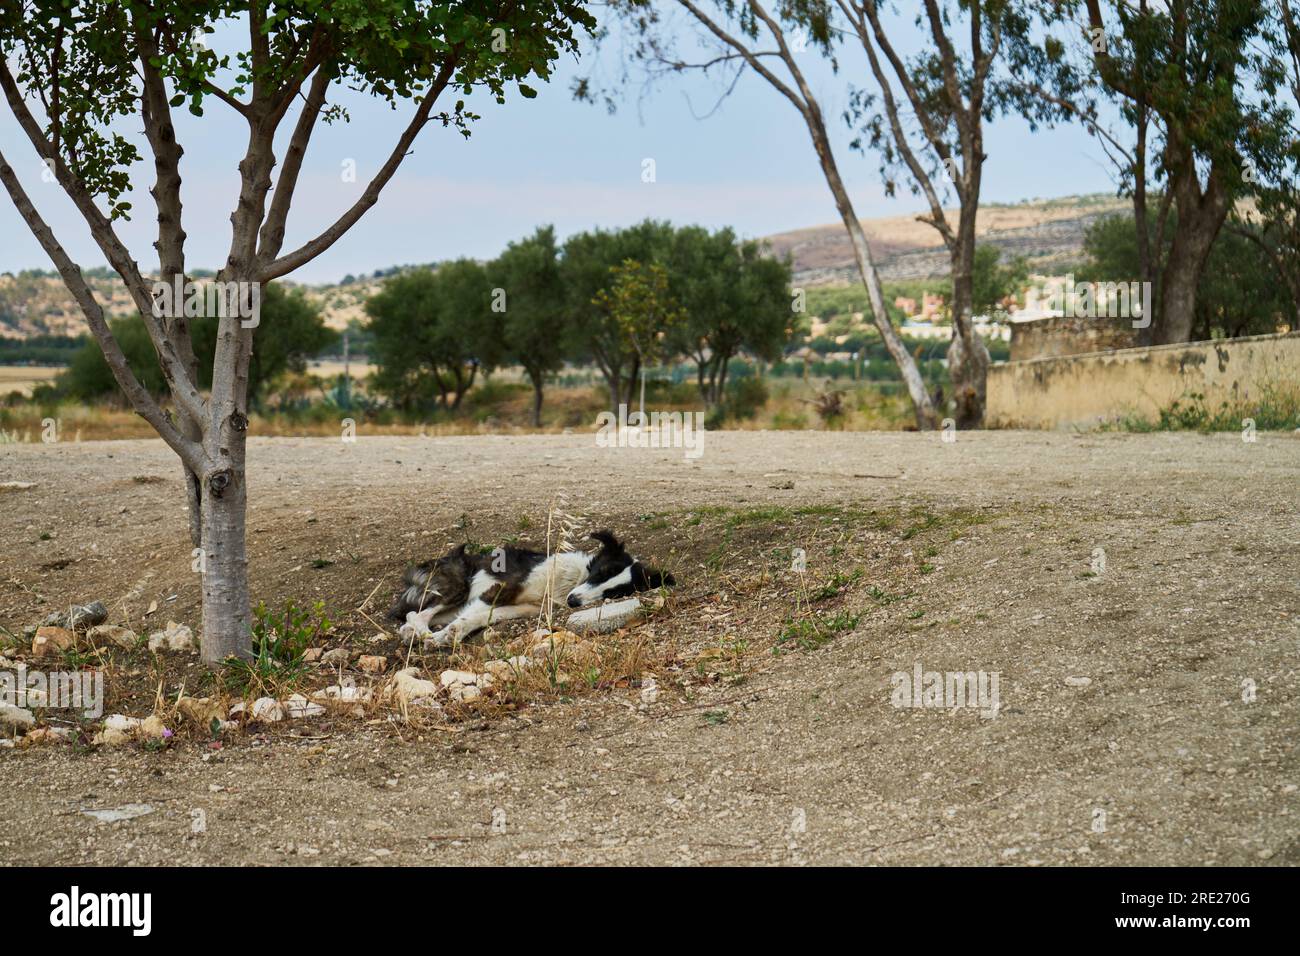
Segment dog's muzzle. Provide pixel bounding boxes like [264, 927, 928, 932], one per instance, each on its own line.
[566, 594, 583, 608]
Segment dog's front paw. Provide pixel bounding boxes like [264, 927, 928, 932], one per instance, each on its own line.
[400, 611, 434, 642]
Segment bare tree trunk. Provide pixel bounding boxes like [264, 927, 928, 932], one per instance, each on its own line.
[529, 370, 544, 427]
[1156, 172, 1228, 344]
[200, 431, 251, 662]
[947, 213, 990, 428]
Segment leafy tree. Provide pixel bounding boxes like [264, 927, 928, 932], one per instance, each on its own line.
[1081, 212, 1294, 340]
[668, 227, 793, 405]
[561, 220, 676, 412]
[489, 226, 567, 426]
[592, 259, 685, 420]
[971, 245, 1028, 319]
[1054, 0, 1294, 344]
[61, 284, 335, 405]
[367, 261, 500, 412]
[0, 1, 593, 661]
[584, 1, 940, 428]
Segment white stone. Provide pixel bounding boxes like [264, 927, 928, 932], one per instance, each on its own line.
[0, 703, 36, 731]
[283, 694, 325, 718]
[390, 668, 439, 704]
[81, 804, 154, 823]
[250, 697, 284, 722]
[439, 669, 479, 689]
[148, 621, 195, 652]
[567, 597, 643, 635]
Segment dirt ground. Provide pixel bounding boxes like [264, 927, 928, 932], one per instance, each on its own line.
[1, 429, 1297, 866]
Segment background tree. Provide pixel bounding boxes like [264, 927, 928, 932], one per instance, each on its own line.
[367, 262, 501, 412]
[489, 225, 567, 426]
[970, 245, 1027, 319]
[668, 227, 793, 405]
[561, 220, 675, 412]
[0, 1, 593, 661]
[591, 258, 686, 420]
[1080, 212, 1294, 340]
[61, 283, 335, 404]
[1056, 0, 1293, 344]
[586, 0, 939, 429]
[835, 0, 1070, 427]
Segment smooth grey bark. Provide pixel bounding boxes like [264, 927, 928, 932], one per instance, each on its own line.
[675, 0, 938, 429]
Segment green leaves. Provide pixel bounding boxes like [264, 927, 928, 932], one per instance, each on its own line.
[3, 1, 595, 204]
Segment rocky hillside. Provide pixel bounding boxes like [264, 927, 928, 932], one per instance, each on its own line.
[0, 194, 1126, 340]
[766, 193, 1127, 286]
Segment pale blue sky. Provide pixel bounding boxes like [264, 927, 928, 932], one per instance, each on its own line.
[0, 16, 1122, 283]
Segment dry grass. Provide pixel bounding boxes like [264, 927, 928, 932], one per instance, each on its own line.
[0, 365, 61, 398]
[0, 376, 917, 443]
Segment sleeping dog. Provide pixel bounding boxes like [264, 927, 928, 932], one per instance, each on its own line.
[389, 530, 674, 648]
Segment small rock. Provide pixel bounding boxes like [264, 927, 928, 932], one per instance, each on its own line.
[22, 726, 71, 745]
[1064, 676, 1092, 687]
[321, 647, 352, 667]
[283, 694, 325, 718]
[390, 668, 439, 705]
[312, 684, 370, 703]
[32, 626, 75, 659]
[42, 601, 108, 631]
[87, 624, 137, 649]
[357, 654, 387, 674]
[0, 702, 36, 732]
[250, 697, 284, 723]
[104, 714, 141, 733]
[148, 621, 194, 652]
[449, 683, 482, 703]
[81, 804, 154, 823]
[177, 696, 227, 728]
[567, 597, 643, 635]
[303, 647, 323, 663]
[640, 676, 659, 705]
[439, 669, 479, 689]
[482, 656, 532, 681]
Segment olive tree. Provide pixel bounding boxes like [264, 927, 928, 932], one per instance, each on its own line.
[0, 1, 593, 662]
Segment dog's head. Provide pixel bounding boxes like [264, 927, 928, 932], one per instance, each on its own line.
[565, 530, 675, 608]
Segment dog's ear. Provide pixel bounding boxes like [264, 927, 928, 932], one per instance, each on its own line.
[633, 563, 675, 590]
[590, 530, 624, 554]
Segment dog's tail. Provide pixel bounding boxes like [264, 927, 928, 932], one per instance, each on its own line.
[387, 563, 437, 621]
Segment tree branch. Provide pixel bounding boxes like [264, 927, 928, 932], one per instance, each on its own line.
[260, 57, 459, 281]
[0, 148, 206, 472]
[0, 58, 208, 428]
[257, 62, 331, 264]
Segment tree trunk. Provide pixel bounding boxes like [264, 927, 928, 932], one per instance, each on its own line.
[804, 118, 936, 429]
[1155, 190, 1227, 344]
[199, 445, 252, 663]
[947, 222, 990, 429]
[530, 370, 544, 427]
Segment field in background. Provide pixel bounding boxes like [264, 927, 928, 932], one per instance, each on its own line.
[0, 365, 61, 398]
[0, 372, 919, 442]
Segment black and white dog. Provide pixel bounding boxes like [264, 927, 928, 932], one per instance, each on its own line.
[389, 531, 674, 648]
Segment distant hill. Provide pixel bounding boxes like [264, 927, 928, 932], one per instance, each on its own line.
[0, 194, 1128, 341]
[766, 193, 1128, 286]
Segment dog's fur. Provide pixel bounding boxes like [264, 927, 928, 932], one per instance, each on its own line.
[389, 531, 673, 647]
